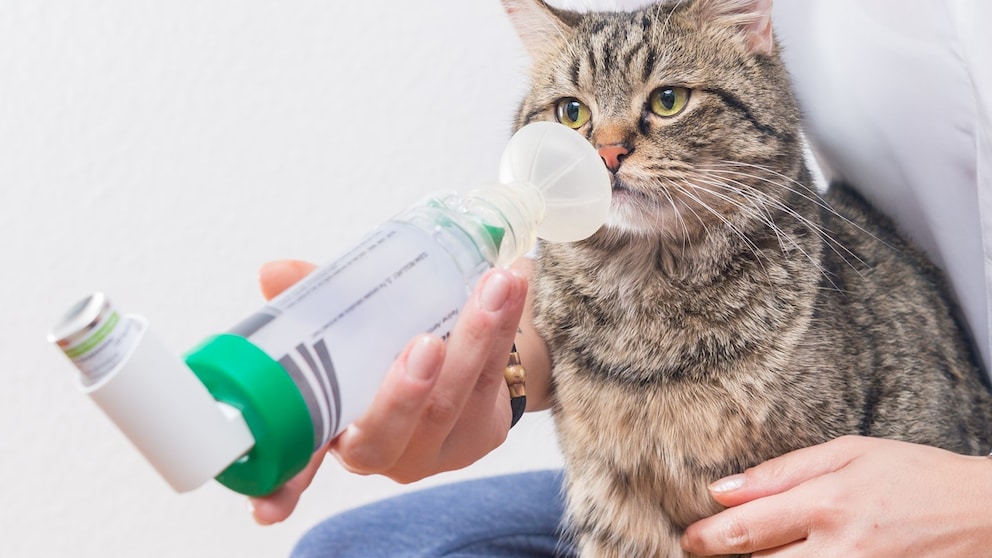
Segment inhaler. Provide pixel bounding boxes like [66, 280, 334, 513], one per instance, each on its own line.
[48, 122, 611, 497]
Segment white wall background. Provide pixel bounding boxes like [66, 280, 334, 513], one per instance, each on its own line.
[0, 1, 573, 556]
[7, 0, 990, 556]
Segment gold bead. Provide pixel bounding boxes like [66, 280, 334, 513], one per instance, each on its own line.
[505, 350, 527, 399]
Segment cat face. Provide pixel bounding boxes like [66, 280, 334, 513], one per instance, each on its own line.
[504, 0, 803, 241]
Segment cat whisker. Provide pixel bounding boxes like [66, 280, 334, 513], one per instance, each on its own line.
[671, 178, 776, 282]
[682, 178, 796, 289]
[690, 177, 789, 251]
[699, 166, 872, 277]
[706, 161, 900, 255]
[689, 177, 844, 292]
[709, 160, 821, 197]
[699, 173, 843, 247]
[657, 186, 693, 252]
[695, 172, 859, 286]
[681, 176, 837, 290]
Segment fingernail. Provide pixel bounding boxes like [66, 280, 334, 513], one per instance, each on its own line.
[479, 271, 512, 312]
[710, 474, 744, 493]
[406, 337, 439, 382]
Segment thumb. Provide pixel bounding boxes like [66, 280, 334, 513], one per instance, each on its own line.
[250, 442, 330, 525]
[259, 260, 317, 300]
[709, 436, 864, 507]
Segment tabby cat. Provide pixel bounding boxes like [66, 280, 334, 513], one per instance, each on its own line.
[501, 0, 992, 556]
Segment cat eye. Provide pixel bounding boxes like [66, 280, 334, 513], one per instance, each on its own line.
[649, 87, 691, 118]
[555, 98, 592, 129]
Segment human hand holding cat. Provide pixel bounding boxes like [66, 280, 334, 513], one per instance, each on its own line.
[681, 435, 992, 556]
[248, 259, 535, 524]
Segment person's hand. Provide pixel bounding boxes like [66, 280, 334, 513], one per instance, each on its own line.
[681, 435, 992, 556]
[248, 259, 535, 524]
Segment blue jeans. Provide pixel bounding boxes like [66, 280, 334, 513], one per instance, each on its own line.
[291, 470, 574, 558]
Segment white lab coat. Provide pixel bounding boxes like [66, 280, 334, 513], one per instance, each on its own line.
[773, 0, 992, 376]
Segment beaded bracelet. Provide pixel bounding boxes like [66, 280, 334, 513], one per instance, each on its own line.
[505, 344, 527, 428]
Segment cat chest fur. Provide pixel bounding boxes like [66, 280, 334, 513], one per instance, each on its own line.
[533, 237, 825, 533]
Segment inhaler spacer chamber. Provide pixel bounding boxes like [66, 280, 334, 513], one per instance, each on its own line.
[48, 122, 612, 496]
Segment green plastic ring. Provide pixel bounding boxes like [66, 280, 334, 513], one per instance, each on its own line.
[185, 334, 314, 497]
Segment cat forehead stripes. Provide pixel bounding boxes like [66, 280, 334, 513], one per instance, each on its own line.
[503, 0, 775, 61]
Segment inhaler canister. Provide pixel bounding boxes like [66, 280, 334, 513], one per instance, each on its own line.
[48, 293, 255, 492]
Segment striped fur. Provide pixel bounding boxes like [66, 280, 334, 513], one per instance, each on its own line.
[502, 1, 992, 556]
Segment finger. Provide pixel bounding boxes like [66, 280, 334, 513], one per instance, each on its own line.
[331, 335, 445, 474]
[708, 436, 863, 507]
[258, 260, 317, 300]
[681, 485, 814, 556]
[341, 268, 525, 481]
[250, 442, 330, 525]
[437, 268, 528, 466]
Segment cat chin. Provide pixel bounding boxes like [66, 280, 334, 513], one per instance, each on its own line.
[604, 214, 651, 236]
[604, 203, 691, 240]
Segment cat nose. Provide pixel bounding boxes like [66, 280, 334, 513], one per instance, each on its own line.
[597, 144, 630, 173]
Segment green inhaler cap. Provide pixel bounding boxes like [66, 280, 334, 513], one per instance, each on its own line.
[184, 334, 314, 497]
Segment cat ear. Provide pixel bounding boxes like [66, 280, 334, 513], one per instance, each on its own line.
[695, 0, 775, 55]
[502, 0, 581, 59]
